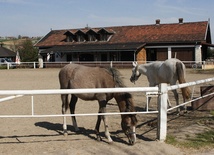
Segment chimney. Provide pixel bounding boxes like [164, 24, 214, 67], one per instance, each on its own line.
[179, 18, 183, 24]
[156, 19, 160, 25]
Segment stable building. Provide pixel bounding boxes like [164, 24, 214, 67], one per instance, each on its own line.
[0, 44, 16, 61]
[35, 18, 213, 65]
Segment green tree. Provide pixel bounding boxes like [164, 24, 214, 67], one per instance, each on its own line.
[19, 39, 38, 62]
[207, 47, 214, 58]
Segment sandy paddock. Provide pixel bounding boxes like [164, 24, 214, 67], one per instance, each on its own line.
[0, 68, 213, 155]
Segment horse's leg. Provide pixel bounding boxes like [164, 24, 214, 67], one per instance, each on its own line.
[182, 97, 187, 111]
[69, 95, 79, 131]
[167, 94, 172, 108]
[95, 110, 102, 141]
[95, 100, 113, 143]
[171, 89, 180, 112]
[61, 94, 69, 136]
[172, 89, 187, 112]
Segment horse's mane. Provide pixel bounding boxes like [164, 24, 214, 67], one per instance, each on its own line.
[124, 92, 137, 124]
[107, 67, 137, 124]
[124, 92, 136, 111]
[107, 67, 125, 87]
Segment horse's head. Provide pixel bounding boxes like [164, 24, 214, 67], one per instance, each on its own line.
[119, 93, 138, 145]
[130, 61, 141, 83]
[121, 114, 137, 145]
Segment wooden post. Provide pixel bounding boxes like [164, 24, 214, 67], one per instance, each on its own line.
[157, 83, 168, 141]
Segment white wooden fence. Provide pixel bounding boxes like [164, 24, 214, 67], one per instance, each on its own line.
[0, 77, 214, 142]
[2, 60, 214, 69]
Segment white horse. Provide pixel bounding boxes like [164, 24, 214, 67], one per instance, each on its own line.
[130, 58, 191, 111]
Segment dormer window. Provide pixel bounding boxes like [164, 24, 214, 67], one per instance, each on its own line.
[64, 31, 75, 42]
[86, 29, 97, 41]
[64, 28, 114, 43]
[88, 34, 96, 41]
[98, 28, 113, 41]
[66, 35, 73, 42]
[77, 35, 85, 42]
[100, 33, 108, 41]
[75, 30, 86, 42]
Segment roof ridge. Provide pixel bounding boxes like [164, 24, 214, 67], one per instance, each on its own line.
[48, 20, 208, 32]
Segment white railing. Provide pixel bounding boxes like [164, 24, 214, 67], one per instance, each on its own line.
[1, 61, 129, 69]
[0, 77, 214, 142]
[2, 60, 214, 69]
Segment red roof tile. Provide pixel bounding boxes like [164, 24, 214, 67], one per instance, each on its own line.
[35, 21, 209, 47]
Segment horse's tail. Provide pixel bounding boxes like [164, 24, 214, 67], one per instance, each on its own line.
[176, 62, 191, 99]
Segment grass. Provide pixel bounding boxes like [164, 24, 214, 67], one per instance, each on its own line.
[211, 110, 214, 116]
[166, 130, 214, 149]
[166, 111, 214, 150]
[0, 65, 7, 69]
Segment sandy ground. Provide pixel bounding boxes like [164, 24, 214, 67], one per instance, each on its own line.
[0, 67, 213, 155]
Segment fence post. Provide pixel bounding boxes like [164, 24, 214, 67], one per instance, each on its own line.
[110, 61, 113, 68]
[7, 63, 9, 70]
[157, 83, 168, 142]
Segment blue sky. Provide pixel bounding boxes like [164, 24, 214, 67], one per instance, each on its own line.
[1, 0, 214, 42]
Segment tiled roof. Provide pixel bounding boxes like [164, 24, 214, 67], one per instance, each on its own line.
[0, 46, 16, 57]
[35, 21, 209, 47]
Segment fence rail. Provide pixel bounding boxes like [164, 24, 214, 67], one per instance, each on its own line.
[0, 77, 214, 142]
[1, 60, 214, 69]
[0, 87, 158, 95]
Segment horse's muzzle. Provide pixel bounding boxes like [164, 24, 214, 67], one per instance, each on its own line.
[127, 132, 136, 145]
[130, 78, 136, 84]
[125, 130, 136, 145]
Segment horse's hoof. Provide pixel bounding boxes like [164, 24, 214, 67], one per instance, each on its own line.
[179, 111, 185, 116]
[148, 121, 157, 127]
[108, 141, 113, 145]
[63, 130, 68, 136]
[96, 136, 102, 141]
[74, 127, 80, 132]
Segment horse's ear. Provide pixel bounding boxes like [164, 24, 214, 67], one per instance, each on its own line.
[132, 61, 138, 67]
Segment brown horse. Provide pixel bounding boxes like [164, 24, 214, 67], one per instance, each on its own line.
[59, 64, 137, 145]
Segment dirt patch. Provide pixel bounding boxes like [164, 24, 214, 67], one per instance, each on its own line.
[0, 68, 213, 155]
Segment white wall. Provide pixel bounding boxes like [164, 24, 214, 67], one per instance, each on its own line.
[195, 45, 202, 62]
